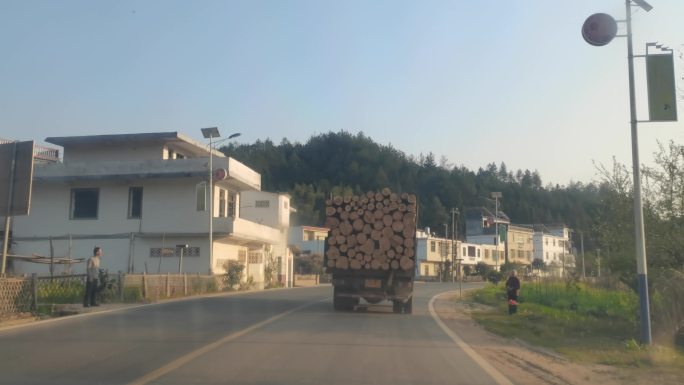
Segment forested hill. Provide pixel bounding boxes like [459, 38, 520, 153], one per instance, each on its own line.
[221, 131, 600, 242]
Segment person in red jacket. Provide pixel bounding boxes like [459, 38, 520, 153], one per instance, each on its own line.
[505, 270, 521, 315]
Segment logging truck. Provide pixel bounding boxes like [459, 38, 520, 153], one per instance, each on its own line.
[324, 188, 417, 314]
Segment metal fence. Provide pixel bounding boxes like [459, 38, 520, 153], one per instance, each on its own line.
[37, 274, 86, 304]
[0, 277, 33, 319]
[0, 272, 239, 319]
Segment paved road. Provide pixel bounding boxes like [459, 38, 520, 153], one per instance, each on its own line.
[0, 282, 509, 385]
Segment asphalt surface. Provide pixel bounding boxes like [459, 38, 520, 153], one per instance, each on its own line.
[0, 282, 508, 385]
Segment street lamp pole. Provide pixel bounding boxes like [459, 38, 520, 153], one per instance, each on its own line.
[582, 0, 654, 344]
[491, 192, 502, 271]
[200, 128, 241, 275]
[624, 0, 652, 346]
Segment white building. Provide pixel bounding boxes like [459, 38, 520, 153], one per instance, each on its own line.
[7, 132, 293, 288]
[288, 226, 328, 257]
[240, 190, 296, 287]
[415, 229, 499, 280]
[532, 225, 575, 276]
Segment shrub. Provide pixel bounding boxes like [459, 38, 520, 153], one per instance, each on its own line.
[224, 261, 245, 290]
[123, 287, 143, 302]
[38, 280, 84, 304]
[239, 275, 254, 291]
[486, 270, 503, 285]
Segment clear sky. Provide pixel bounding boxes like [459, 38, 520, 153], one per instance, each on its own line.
[1, 0, 682, 185]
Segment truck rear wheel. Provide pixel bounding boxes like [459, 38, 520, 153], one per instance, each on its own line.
[333, 295, 344, 311]
[403, 297, 413, 314]
[392, 300, 403, 314]
[333, 287, 344, 311]
[334, 287, 358, 311]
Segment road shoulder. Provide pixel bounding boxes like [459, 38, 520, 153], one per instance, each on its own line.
[433, 292, 628, 385]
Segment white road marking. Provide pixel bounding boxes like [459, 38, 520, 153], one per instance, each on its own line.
[126, 298, 326, 385]
[428, 291, 515, 385]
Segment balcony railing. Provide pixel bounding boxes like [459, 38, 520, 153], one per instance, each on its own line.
[0, 138, 60, 162]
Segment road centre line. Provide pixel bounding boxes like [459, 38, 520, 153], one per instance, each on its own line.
[428, 291, 514, 385]
[126, 297, 328, 385]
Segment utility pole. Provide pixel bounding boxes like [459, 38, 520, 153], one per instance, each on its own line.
[451, 208, 458, 283]
[443, 223, 448, 283]
[580, 231, 585, 279]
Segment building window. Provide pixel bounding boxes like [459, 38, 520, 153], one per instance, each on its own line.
[228, 191, 236, 217]
[440, 242, 449, 257]
[430, 241, 436, 252]
[485, 249, 490, 259]
[219, 189, 226, 217]
[196, 183, 206, 211]
[467, 246, 476, 257]
[255, 200, 270, 208]
[248, 252, 263, 264]
[553, 239, 556, 246]
[150, 246, 200, 257]
[424, 265, 429, 276]
[477, 249, 481, 258]
[128, 187, 143, 219]
[70, 188, 99, 219]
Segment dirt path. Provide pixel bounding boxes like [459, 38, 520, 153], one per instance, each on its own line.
[434, 294, 665, 385]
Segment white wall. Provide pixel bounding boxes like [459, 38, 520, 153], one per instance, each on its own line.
[212, 242, 247, 274]
[466, 234, 498, 245]
[62, 143, 163, 164]
[12, 177, 210, 237]
[240, 191, 290, 229]
[533, 233, 568, 264]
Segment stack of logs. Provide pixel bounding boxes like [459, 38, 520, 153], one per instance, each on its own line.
[325, 188, 417, 271]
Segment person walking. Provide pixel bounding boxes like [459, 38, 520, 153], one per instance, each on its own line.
[83, 246, 102, 307]
[506, 270, 520, 315]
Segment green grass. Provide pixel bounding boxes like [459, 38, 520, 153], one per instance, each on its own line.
[122, 287, 143, 303]
[468, 282, 684, 370]
[37, 281, 84, 304]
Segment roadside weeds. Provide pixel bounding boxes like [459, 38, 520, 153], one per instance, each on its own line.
[434, 293, 684, 385]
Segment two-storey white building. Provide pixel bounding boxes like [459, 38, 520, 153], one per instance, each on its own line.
[415, 228, 499, 280]
[7, 132, 292, 288]
[288, 226, 328, 257]
[532, 224, 575, 276]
